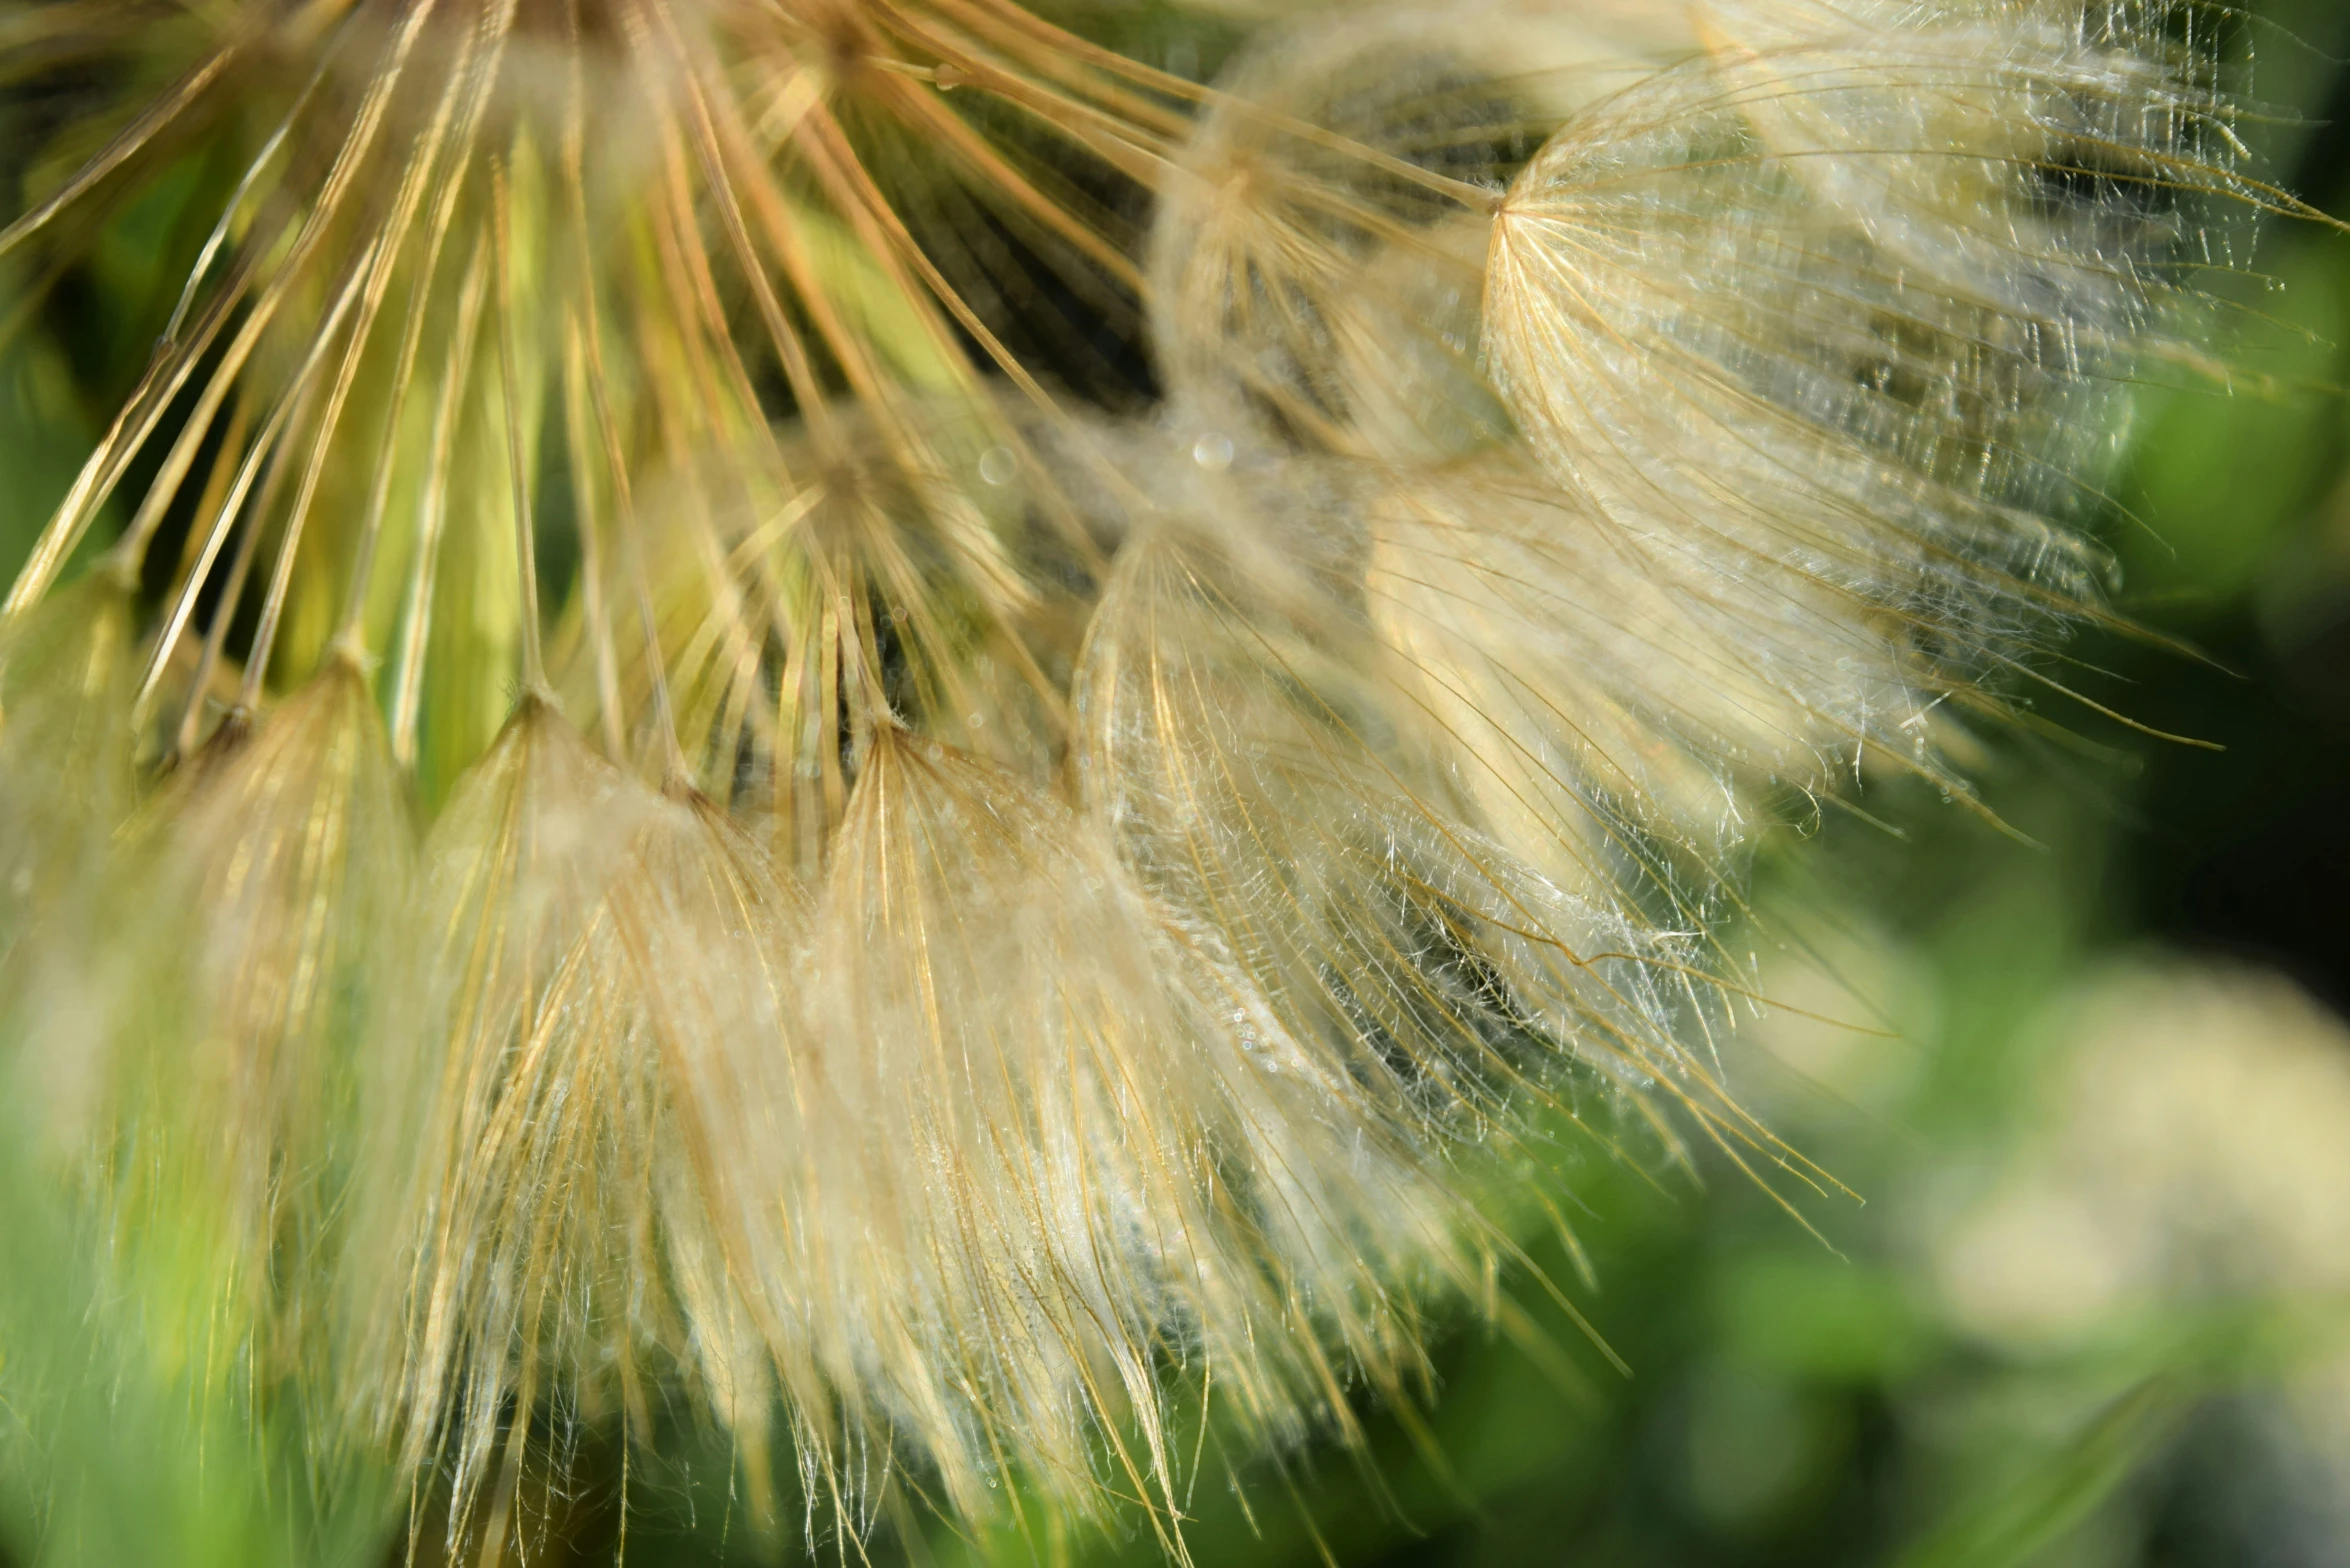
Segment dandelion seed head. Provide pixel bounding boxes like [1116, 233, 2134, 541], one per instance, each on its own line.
[0, 0, 2293, 1550]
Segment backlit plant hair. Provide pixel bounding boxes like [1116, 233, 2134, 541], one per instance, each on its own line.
[0, 0, 2313, 1555]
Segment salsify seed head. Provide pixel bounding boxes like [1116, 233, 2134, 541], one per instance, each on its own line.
[0, 0, 2306, 1552]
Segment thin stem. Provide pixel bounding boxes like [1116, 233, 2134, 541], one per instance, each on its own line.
[0, 35, 246, 258]
[7, 0, 449, 616]
[172, 387, 316, 757]
[134, 233, 384, 720]
[392, 237, 492, 769]
[334, 0, 520, 653]
[492, 156, 548, 697]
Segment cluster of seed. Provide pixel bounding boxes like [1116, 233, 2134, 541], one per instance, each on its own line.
[0, 0, 2263, 1552]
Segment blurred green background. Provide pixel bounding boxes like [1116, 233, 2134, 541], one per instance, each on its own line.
[4, 3, 2350, 1565]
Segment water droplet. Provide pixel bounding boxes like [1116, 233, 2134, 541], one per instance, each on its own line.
[977, 445, 1017, 485]
[1191, 431, 1234, 471]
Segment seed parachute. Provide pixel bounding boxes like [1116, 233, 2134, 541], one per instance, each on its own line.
[0, 0, 2294, 1556]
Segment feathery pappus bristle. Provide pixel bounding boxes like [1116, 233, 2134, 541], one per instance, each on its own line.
[0, 0, 2307, 1554]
